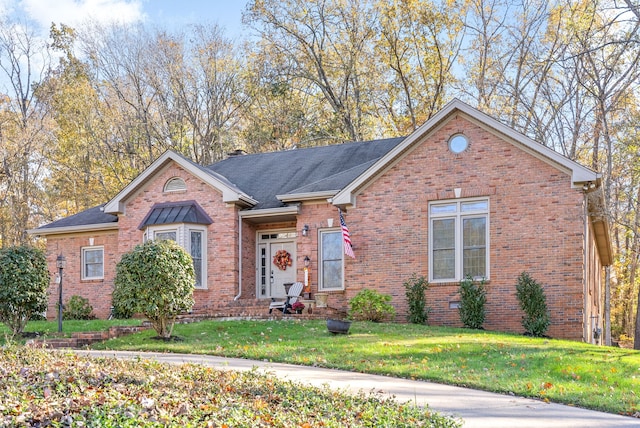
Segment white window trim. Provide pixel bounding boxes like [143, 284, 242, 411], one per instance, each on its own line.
[81, 246, 104, 280]
[318, 228, 345, 291]
[145, 224, 208, 289]
[429, 198, 490, 283]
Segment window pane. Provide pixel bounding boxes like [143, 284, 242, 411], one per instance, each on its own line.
[461, 201, 488, 212]
[321, 231, 342, 289]
[190, 231, 203, 287]
[431, 204, 457, 214]
[322, 260, 342, 289]
[463, 217, 486, 277]
[155, 231, 176, 241]
[322, 232, 342, 259]
[432, 218, 455, 279]
[84, 249, 103, 278]
[433, 249, 455, 279]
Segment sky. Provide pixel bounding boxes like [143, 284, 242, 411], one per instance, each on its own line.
[0, 0, 248, 37]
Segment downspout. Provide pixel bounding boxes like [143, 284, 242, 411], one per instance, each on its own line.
[583, 187, 589, 343]
[234, 210, 242, 300]
[605, 265, 611, 346]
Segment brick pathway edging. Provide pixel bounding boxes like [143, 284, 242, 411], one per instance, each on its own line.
[27, 324, 151, 349]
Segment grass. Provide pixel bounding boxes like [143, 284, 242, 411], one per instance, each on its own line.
[88, 319, 640, 417]
[3, 319, 639, 417]
[0, 318, 143, 339]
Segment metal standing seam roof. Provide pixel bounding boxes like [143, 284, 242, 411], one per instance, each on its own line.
[138, 201, 213, 230]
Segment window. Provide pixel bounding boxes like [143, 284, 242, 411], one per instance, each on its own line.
[429, 199, 488, 282]
[319, 230, 343, 290]
[145, 225, 207, 289]
[448, 134, 469, 154]
[164, 177, 186, 192]
[82, 247, 104, 280]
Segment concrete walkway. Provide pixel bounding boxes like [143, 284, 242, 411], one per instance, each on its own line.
[74, 350, 639, 428]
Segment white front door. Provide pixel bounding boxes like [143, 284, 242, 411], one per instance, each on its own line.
[257, 231, 297, 299]
[269, 241, 296, 298]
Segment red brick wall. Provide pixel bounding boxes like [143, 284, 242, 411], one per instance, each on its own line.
[342, 114, 588, 340]
[116, 162, 240, 312]
[44, 230, 119, 319]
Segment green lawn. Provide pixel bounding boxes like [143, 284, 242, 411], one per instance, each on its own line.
[5, 319, 640, 416]
[0, 318, 143, 338]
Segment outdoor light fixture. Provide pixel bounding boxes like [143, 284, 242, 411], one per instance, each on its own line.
[302, 224, 309, 237]
[304, 255, 310, 267]
[56, 254, 66, 333]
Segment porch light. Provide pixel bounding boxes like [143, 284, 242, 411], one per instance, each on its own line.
[301, 224, 309, 237]
[56, 254, 66, 269]
[56, 254, 66, 333]
[304, 255, 310, 267]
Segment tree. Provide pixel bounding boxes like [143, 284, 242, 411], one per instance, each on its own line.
[0, 19, 52, 246]
[113, 240, 195, 339]
[375, 0, 464, 132]
[245, 0, 379, 143]
[0, 246, 49, 337]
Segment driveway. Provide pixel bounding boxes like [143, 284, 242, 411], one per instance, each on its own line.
[74, 350, 639, 428]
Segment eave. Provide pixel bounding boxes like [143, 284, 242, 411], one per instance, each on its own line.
[276, 190, 338, 203]
[26, 222, 119, 237]
[239, 205, 301, 224]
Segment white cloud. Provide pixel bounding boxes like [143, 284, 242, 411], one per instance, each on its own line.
[18, 0, 146, 29]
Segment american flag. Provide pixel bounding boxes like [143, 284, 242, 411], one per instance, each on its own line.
[339, 208, 355, 258]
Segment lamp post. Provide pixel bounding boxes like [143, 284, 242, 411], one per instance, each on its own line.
[56, 254, 66, 333]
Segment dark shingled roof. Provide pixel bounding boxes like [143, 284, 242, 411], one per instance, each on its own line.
[208, 137, 405, 209]
[34, 137, 406, 230]
[37, 204, 117, 229]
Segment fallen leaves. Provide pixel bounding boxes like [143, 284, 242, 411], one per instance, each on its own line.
[0, 345, 460, 427]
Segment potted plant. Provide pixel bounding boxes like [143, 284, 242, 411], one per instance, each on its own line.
[290, 301, 305, 314]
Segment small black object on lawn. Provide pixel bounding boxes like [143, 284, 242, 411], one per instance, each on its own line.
[327, 318, 351, 334]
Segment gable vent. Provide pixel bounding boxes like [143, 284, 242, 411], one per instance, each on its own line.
[164, 177, 187, 192]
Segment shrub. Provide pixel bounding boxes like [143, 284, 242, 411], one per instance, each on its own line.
[516, 272, 551, 337]
[113, 240, 195, 339]
[63, 295, 95, 320]
[349, 289, 396, 322]
[403, 274, 430, 324]
[0, 246, 49, 337]
[458, 275, 487, 329]
[110, 302, 134, 319]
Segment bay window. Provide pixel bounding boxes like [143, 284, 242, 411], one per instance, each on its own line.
[145, 225, 207, 288]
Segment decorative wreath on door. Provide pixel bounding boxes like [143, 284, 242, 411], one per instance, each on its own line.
[273, 250, 292, 271]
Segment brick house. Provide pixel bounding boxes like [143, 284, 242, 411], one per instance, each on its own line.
[29, 99, 612, 342]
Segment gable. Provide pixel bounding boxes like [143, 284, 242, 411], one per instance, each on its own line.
[103, 151, 257, 215]
[332, 99, 600, 207]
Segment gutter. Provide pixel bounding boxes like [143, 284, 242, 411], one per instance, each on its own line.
[26, 222, 119, 236]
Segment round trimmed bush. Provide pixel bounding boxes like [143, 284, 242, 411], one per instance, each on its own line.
[113, 240, 195, 339]
[0, 246, 49, 337]
[349, 289, 396, 322]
